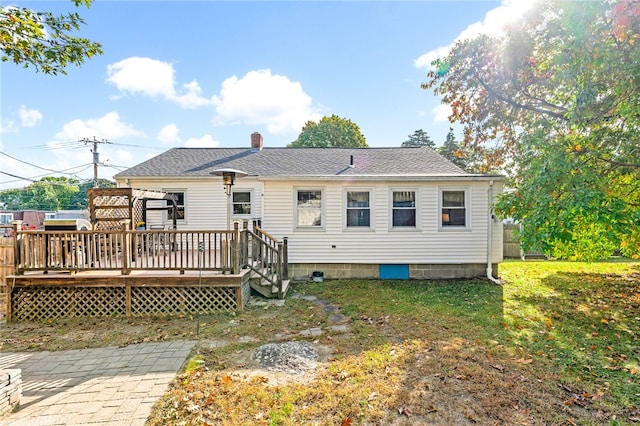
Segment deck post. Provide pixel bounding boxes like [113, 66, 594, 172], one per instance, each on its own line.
[233, 221, 240, 274]
[12, 221, 22, 275]
[282, 236, 288, 280]
[121, 220, 131, 275]
[241, 220, 249, 268]
[277, 241, 283, 299]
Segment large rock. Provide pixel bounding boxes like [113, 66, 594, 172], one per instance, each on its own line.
[252, 341, 318, 374]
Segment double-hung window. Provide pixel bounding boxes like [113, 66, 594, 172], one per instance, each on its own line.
[392, 190, 416, 227]
[441, 189, 467, 227]
[346, 191, 370, 228]
[232, 191, 251, 215]
[296, 189, 323, 227]
[165, 191, 185, 222]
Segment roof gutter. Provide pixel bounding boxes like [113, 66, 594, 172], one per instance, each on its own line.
[257, 174, 505, 182]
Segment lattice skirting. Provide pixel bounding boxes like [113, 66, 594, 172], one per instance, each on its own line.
[130, 286, 237, 316]
[10, 285, 241, 321]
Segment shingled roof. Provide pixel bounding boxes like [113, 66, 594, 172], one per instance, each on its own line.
[115, 145, 474, 180]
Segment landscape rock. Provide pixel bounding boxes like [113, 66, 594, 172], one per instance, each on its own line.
[251, 341, 318, 374]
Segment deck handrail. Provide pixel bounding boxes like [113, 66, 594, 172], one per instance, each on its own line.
[244, 222, 288, 298]
[12, 220, 238, 275]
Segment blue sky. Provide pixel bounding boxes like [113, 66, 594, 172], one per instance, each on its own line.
[0, 0, 533, 190]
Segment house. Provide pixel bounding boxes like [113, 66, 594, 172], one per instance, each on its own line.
[0, 210, 55, 236]
[114, 132, 504, 281]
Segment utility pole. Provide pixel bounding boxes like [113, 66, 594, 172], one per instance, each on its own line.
[79, 137, 110, 188]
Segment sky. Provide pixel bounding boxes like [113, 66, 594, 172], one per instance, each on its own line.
[0, 0, 534, 191]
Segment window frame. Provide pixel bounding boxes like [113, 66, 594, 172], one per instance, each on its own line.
[344, 188, 373, 230]
[389, 188, 418, 230]
[0, 213, 13, 225]
[439, 187, 471, 231]
[294, 187, 324, 230]
[231, 190, 252, 217]
[163, 190, 186, 223]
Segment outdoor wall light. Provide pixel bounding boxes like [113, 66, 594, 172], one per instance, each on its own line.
[211, 168, 248, 230]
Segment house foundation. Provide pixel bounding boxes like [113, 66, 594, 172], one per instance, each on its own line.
[289, 263, 499, 281]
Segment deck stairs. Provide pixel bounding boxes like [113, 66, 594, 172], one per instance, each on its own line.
[247, 263, 290, 299]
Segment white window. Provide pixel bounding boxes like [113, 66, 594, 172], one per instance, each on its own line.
[0, 213, 12, 225]
[441, 189, 468, 228]
[45, 213, 56, 220]
[296, 189, 323, 227]
[165, 191, 185, 222]
[232, 191, 251, 216]
[346, 190, 371, 228]
[392, 190, 416, 228]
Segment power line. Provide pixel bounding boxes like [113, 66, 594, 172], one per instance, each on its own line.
[79, 137, 111, 188]
[0, 163, 93, 185]
[0, 151, 87, 174]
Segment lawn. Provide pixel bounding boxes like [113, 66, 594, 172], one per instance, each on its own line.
[2, 260, 639, 425]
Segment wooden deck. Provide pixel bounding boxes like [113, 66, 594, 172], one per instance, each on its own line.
[5, 222, 290, 321]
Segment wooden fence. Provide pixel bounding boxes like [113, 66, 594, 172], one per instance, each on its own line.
[0, 237, 13, 320]
[503, 223, 547, 259]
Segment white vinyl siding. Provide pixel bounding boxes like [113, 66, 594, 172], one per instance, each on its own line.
[118, 178, 263, 231]
[261, 180, 502, 265]
[119, 177, 503, 264]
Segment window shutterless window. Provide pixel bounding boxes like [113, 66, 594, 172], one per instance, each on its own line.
[441, 190, 466, 226]
[346, 191, 370, 227]
[166, 191, 185, 221]
[0, 213, 12, 225]
[297, 190, 322, 227]
[392, 191, 416, 227]
[232, 191, 251, 215]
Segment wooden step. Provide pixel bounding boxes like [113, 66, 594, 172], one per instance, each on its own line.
[250, 278, 290, 299]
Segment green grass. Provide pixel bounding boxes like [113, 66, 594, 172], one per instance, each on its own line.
[5, 260, 638, 424]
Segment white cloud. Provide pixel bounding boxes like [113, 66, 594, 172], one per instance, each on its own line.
[53, 111, 144, 143]
[0, 119, 17, 134]
[157, 124, 182, 146]
[174, 81, 211, 109]
[211, 69, 322, 135]
[106, 57, 211, 109]
[184, 134, 220, 148]
[107, 57, 176, 98]
[414, 0, 536, 70]
[19, 105, 43, 127]
[432, 103, 452, 124]
[114, 149, 133, 163]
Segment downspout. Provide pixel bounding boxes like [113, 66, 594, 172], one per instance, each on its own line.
[487, 180, 501, 284]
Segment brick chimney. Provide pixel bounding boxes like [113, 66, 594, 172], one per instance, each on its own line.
[251, 132, 263, 151]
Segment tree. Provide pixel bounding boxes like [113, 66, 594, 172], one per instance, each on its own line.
[69, 179, 116, 209]
[401, 129, 435, 148]
[437, 128, 468, 171]
[0, 177, 115, 210]
[0, 0, 102, 75]
[288, 115, 368, 148]
[422, 0, 640, 260]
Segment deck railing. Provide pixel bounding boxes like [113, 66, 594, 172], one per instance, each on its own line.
[246, 221, 288, 298]
[11, 220, 287, 286]
[12, 221, 240, 275]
